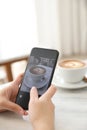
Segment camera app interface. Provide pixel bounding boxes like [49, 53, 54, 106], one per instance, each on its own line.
[20, 55, 56, 95]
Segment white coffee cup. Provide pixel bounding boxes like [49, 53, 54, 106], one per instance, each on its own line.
[57, 59, 87, 83]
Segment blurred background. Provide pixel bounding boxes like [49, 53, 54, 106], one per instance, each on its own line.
[0, 0, 87, 84]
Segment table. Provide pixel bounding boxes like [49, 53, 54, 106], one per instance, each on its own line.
[0, 85, 87, 130]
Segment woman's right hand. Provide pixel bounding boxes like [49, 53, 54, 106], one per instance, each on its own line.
[29, 85, 57, 130]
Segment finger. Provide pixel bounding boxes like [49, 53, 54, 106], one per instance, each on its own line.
[30, 87, 38, 102]
[12, 73, 24, 87]
[4, 100, 27, 115]
[41, 85, 57, 100]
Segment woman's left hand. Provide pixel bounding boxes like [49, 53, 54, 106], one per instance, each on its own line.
[0, 74, 27, 115]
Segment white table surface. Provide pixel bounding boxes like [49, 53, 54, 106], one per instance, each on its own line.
[1, 81, 87, 130]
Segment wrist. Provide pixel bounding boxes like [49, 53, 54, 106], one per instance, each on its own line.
[0, 92, 6, 112]
[32, 121, 55, 130]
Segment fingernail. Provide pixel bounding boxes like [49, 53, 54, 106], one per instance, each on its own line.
[30, 87, 36, 92]
[24, 111, 28, 115]
[19, 110, 25, 115]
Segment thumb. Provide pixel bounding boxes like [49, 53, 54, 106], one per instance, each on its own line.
[4, 100, 27, 115]
[11, 73, 23, 87]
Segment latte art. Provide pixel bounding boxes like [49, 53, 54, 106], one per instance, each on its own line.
[30, 66, 46, 75]
[59, 60, 85, 68]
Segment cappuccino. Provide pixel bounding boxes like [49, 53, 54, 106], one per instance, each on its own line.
[58, 59, 87, 83]
[59, 59, 85, 69]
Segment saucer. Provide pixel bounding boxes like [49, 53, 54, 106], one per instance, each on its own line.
[23, 75, 48, 89]
[52, 76, 87, 89]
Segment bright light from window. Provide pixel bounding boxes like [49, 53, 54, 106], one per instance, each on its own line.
[0, 0, 38, 60]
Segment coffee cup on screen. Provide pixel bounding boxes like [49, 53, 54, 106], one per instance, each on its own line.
[57, 59, 87, 83]
[29, 65, 46, 81]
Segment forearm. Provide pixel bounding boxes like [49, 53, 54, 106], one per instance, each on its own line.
[0, 101, 6, 112]
[0, 92, 4, 112]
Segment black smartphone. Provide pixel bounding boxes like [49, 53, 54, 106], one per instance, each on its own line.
[16, 47, 59, 110]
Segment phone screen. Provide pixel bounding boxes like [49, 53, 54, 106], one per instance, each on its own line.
[16, 47, 59, 109]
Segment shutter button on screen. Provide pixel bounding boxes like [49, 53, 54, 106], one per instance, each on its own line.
[19, 95, 23, 98]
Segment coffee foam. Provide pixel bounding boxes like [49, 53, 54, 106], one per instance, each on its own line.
[30, 66, 46, 75]
[59, 60, 85, 68]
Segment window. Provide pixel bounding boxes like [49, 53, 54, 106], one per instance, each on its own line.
[0, 0, 38, 60]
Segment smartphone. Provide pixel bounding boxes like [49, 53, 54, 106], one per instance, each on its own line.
[16, 47, 59, 110]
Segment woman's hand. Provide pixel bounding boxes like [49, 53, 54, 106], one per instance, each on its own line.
[0, 74, 27, 115]
[29, 85, 57, 130]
